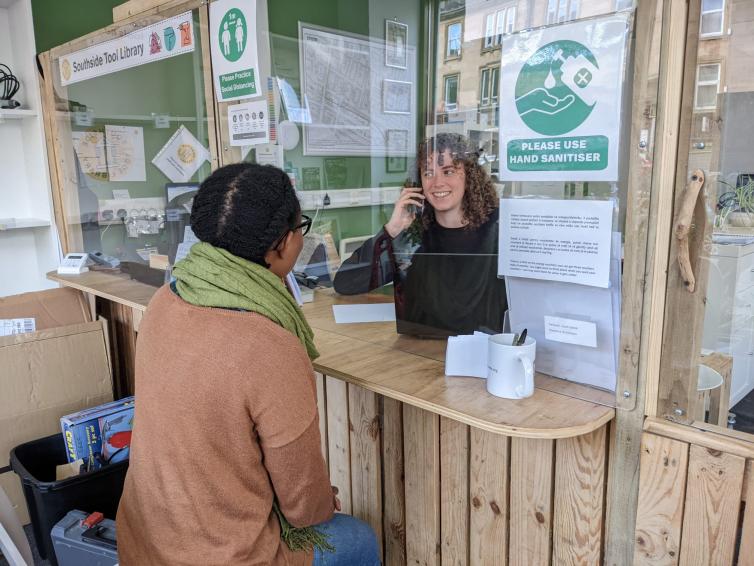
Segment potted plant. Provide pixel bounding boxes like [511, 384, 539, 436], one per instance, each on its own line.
[716, 177, 754, 228]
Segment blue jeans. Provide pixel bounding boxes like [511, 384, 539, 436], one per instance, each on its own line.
[313, 513, 380, 566]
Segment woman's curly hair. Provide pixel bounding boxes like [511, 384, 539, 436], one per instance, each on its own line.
[415, 133, 498, 230]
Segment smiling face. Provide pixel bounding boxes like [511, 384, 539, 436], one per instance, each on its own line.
[420, 149, 466, 220]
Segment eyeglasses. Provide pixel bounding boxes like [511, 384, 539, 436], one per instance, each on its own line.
[271, 214, 312, 249]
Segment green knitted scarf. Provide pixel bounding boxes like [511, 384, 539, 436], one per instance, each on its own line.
[172, 242, 331, 553]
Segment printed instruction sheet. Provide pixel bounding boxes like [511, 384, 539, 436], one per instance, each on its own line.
[498, 198, 614, 288]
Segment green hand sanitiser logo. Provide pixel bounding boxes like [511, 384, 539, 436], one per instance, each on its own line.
[218, 9, 247, 62]
[514, 40, 599, 136]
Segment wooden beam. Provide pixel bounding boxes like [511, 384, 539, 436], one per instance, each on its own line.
[440, 417, 469, 566]
[738, 460, 754, 566]
[382, 397, 406, 566]
[509, 437, 553, 566]
[633, 433, 689, 565]
[656, 0, 710, 424]
[645, 417, 754, 460]
[605, 0, 679, 561]
[679, 445, 745, 565]
[468, 428, 508, 566]
[404, 405, 441, 566]
[325, 376, 351, 514]
[553, 427, 607, 565]
[348, 384, 383, 558]
[315, 373, 328, 467]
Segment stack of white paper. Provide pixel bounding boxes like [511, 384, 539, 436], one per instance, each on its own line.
[445, 332, 490, 378]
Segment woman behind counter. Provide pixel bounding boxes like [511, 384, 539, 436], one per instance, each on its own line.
[334, 133, 507, 336]
[117, 163, 379, 566]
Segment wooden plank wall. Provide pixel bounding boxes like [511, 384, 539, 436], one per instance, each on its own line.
[315, 374, 610, 565]
[634, 427, 754, 566]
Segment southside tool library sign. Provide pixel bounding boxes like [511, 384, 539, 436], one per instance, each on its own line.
[59, 13, 194, 86]
[498, 13, 630, 181]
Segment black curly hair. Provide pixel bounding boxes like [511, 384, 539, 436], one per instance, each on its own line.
[190, 163, 300, 265]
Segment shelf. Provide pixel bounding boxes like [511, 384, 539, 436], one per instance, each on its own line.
[0, 108, 37, 120]
[0, 218, 50, 231]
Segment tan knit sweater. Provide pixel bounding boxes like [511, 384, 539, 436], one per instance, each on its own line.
[117, 286, 334, 565]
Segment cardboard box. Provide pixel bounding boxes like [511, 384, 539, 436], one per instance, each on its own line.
[0, 288, 112, 525]
[0, 287, 91, 331]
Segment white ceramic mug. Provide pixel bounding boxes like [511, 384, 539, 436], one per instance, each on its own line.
[486, 333, 536, 399]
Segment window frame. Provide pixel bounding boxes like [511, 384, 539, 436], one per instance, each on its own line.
[483, 5, 516, 51]
[693, 62, 721, 111]
[547, 0, 579, 24]
[446, 21, 463, 59]
[699, 0, 725, 38]
[444, 73, 460, 112]
[479, 65, 500, 107]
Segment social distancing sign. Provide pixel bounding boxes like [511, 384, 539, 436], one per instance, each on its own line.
[209, 0, 261, 102]
[499, 13, 630, 181]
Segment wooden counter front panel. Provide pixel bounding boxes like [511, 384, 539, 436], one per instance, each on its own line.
[315, 373, 611, 565]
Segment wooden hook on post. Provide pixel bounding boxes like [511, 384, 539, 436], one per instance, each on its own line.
[675, 169, 705, 292]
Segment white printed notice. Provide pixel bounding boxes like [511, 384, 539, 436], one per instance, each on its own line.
[105, 125, 146, 182]
[498, 13, 630, 181]
[498, 198, 613, 288]
[228, 99, 269, 146]
[544, 316, 597, 348]
[152, 125, 210, 183]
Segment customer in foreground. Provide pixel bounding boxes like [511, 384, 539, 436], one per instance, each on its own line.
[116, 163, 380, 565]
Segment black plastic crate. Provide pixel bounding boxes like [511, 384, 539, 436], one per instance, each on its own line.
[9, 433, 128, 566]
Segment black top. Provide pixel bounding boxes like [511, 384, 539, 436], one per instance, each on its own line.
[333, 209, 507, 336]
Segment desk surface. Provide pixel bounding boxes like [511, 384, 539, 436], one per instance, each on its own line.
[48, 270, 615, 439]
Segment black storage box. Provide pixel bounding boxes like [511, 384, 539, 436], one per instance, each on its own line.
[9, 433, 128, 566]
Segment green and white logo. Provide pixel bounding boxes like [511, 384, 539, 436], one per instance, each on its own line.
[514, 40, 599, 136]
[218, 9, 247, 62]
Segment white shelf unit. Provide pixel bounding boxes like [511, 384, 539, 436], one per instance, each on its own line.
[0, 108, 36, 119]
[0, 0, 59, 296]
[0, 217, 50, 230]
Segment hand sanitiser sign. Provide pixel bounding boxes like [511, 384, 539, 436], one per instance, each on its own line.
[59, 13, 195, 86]
[498, 13, 630, 181]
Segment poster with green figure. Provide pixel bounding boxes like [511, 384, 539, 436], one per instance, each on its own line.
[499, 13, 630, 182]
[209, 0, 260, 101]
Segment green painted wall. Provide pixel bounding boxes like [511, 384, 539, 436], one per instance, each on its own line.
[32, 0, 119, 53]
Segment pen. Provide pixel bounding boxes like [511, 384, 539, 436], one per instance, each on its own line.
[517, 329, 528, 346]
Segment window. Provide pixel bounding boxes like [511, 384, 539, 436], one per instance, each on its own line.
[700, 0, 724, 37]
[484, 6, 516, 49]
[480, 66, 500, 107]
[615, 0, 634, 9]
[547, 0, 579, 24]
[694, 63, 721, 110]
[446, 22, 462, 58]
[444, 74, 459, 111]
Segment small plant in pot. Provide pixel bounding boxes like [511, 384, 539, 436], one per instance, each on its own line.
[717, 178, 754, 229]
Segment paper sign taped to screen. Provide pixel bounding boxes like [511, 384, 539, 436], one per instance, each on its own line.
[498, 198, 614, 288]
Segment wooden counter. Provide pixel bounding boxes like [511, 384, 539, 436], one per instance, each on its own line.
[49, 269, 615, 565]
[48, 270, 613, 439]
